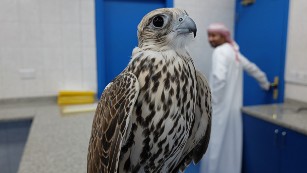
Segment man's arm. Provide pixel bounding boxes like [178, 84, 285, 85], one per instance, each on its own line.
[239, 54, 270, 90]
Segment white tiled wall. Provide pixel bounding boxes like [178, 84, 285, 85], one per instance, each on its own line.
[285, 0, 307, 102]
[0, 0, 235, 99]
[0, 0, 96, 99]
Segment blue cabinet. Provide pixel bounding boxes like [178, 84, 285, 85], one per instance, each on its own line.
[242, 114, 280, 173]
[0, 119, 32, 173]
[242, 114, 307, 173]
[280, 129, 307, 173]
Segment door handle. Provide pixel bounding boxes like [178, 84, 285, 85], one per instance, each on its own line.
[271, 76, 279, 100]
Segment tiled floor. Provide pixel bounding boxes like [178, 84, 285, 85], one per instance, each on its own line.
[0, 119, 32, 173]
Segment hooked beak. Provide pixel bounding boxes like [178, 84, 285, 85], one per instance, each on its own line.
[174, 16, 197, 37]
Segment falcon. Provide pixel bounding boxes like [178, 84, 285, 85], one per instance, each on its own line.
[87, 8, 211, 173]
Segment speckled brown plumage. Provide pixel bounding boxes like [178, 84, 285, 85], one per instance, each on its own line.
[87, 73, 139, 173]
[87, 8, 211, 173]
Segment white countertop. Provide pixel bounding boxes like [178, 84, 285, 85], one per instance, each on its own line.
[242, 100, 307, 136]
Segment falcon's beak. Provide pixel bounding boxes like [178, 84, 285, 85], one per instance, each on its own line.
[174, 15, 197, 37]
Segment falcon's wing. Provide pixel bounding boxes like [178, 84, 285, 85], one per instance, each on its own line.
[172, 70, 212, 173]
[87, 72, 139, 173]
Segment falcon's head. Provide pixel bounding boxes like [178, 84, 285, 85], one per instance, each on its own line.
[137, 8, 197, 50]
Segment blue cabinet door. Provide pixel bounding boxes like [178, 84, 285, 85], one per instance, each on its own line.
[235, 0, 289, 105]
[242, 114, 280, 173]
[280, 129, 307, 173]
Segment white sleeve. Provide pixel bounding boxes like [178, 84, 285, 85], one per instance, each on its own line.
[239, 54, 270, 90]
[210, 50, 228, 104]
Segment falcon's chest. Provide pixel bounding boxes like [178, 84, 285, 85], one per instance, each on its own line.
[126, 50, 197, 117]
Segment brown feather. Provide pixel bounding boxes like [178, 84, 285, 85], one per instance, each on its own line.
[87, 73, 139, 173]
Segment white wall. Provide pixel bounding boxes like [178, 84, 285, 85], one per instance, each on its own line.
[0, 0, 97, 99]
[3, 0, 305, 103]
[0, 0, 235, 99]
[174, 0, 236, 77]
[285, 0, 307, 103]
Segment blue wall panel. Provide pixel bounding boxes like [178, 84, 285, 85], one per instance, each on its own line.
[95, 0, 106, 97]
[235, 0, 289, 105]
[96, 0, 173, 97]
[104, 1, 164, 84]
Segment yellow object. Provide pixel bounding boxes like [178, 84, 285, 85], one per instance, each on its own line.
[57, 90, 96, 105]
[59, 91, 95, 96]
[57, 96, 95, 105]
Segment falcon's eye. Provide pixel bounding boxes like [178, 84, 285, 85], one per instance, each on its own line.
[152, 16, 164, 28]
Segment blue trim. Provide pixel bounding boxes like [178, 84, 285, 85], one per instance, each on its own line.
[95, 0, 106, 98]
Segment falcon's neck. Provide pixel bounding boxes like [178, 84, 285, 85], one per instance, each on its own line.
[132, 47, 192, 62]
[138, 35, 192, 52]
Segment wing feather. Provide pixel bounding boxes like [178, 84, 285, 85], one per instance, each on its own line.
[172, 70, 212, 173]
[87, 72, 139, 173]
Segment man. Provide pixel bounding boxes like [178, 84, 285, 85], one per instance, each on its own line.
[201, 23, 270, 173]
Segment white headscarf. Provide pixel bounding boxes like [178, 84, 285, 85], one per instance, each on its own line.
[207, 23, 240, 61]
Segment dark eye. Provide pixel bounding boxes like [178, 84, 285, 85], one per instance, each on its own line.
[152, 16, 164, 28]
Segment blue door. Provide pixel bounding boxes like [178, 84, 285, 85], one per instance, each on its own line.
[96, 0, 173, 96]
[235, 0, 289, 106]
